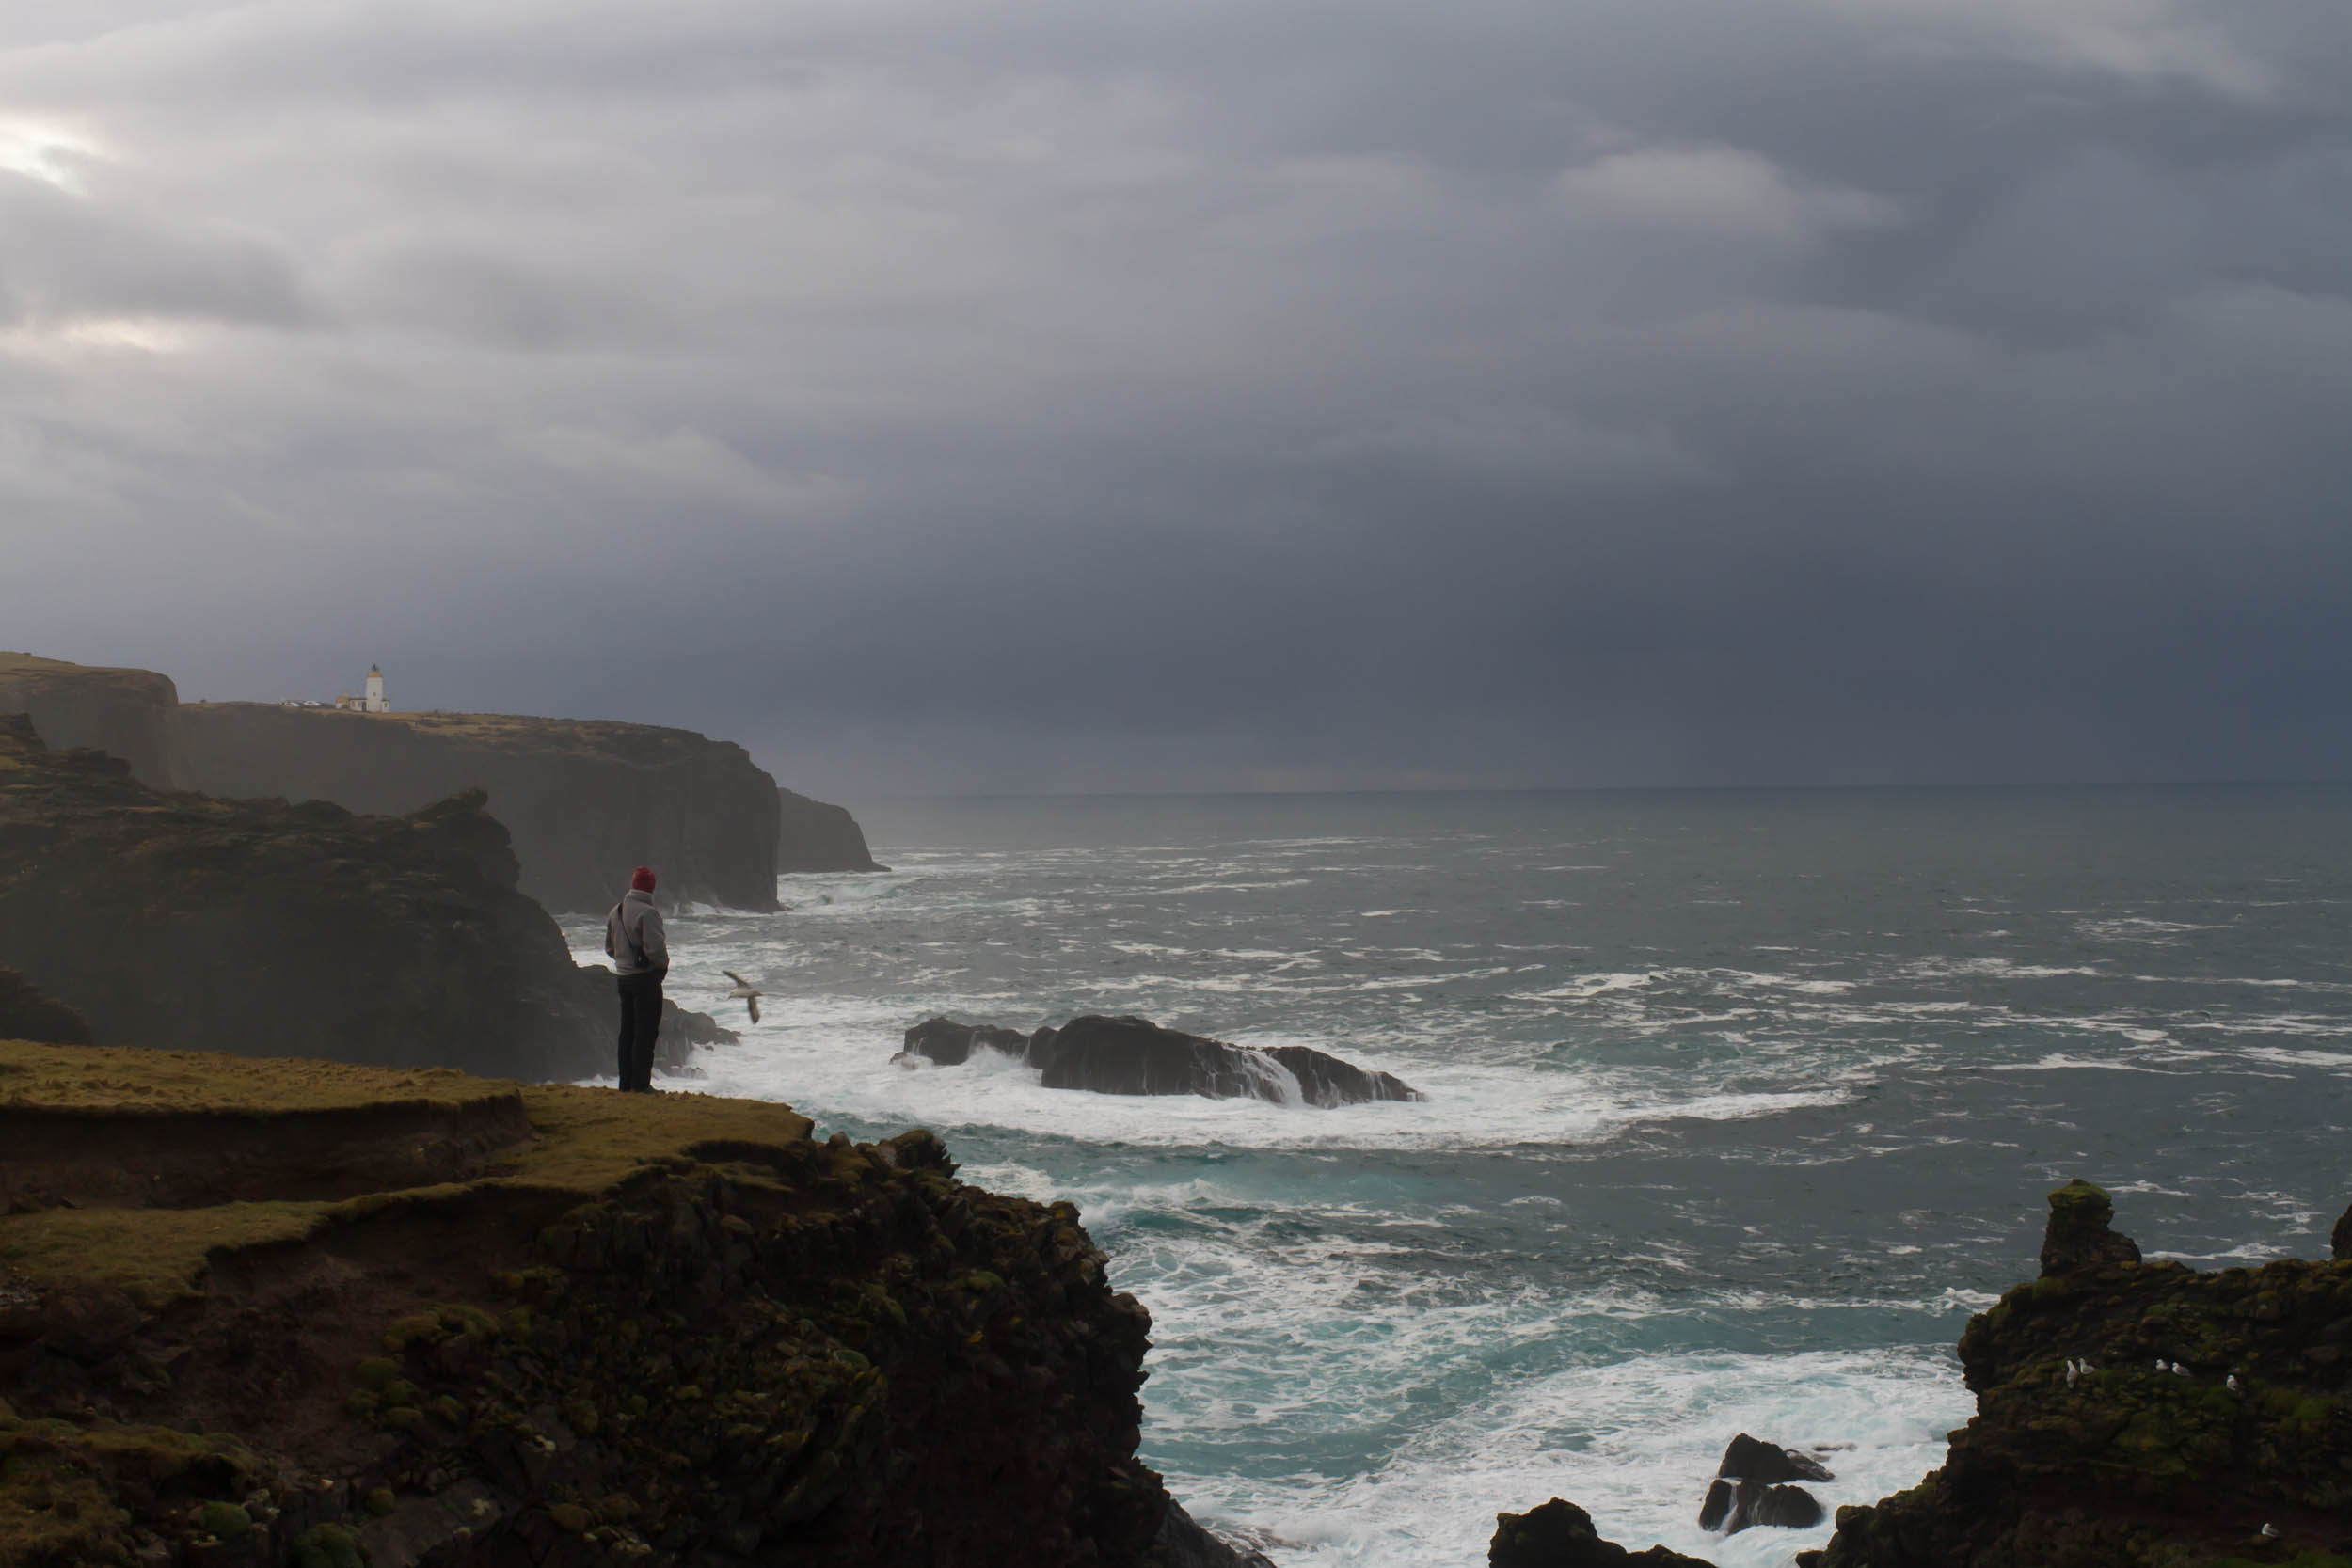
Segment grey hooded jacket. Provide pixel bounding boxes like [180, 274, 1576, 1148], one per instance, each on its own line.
[605, 889, 669, 976]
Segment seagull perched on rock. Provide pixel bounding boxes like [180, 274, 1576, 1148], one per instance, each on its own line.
[2261, 1524, 2280, 1539]
[721, 970, 764, 1024]
[2170, 1362, 2189, 1376]
[2227, 1374, 2242, 1394]
[2155, 1357, 2169, 1372]
[2065, 1360, 2079, 1388]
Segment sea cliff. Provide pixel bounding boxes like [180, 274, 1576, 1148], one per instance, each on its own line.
[174, 705, 783, 914]
[0, 1041, 1203, 1568]
[0, 653, 182, 790]
[778, 787, 884, 876]
[0, 654, 882, 915]
[0, 716, 622, 1081]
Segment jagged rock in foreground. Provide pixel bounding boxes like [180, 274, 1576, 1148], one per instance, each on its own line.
[1158, 1499, 1280, 1567]
[0, 1041, 1198, 1567]
[1817, 1180, 2352, 1568]
[1489, 1498, 1715, 1566]
[2334, 1201, 2350, 1263]
[0, 715, 724, 1082]
[0, 964, 91, 1046]
[898, 1015, 1424, 1105]
[779, 785, 886, 874]
[1697, 1433, 1831, 1534]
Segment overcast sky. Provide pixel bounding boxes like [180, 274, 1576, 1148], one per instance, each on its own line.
[3, 1, 2348, 795]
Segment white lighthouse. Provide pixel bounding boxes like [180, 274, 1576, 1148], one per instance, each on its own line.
[336, 665, 392, 713]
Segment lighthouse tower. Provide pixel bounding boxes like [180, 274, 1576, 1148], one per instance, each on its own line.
[363, 665, 389, 713]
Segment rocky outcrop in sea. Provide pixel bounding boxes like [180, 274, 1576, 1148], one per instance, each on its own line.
[897, 1015, 1424, 1105]
[1813, 1180, 2352, 1566]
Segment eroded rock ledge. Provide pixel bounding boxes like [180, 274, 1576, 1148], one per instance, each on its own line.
[0, 1041, 1240, 1567]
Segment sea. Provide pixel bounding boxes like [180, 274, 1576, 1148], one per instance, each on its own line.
[560, 787, 2352, 1567]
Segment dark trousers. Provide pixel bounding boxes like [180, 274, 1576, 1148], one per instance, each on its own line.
[616, 970, 664, 1092]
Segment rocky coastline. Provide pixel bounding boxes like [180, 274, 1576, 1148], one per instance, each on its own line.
[0, 1040, 1257, 1568]
[0, 653, 882, 915]
[0, 716, 726, 1084]
[1486, 1181, 2352, 1568]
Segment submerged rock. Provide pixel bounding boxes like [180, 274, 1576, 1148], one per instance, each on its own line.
[1697, 1433, 1832, 1533]
[896, 1014, 1423, 1105]
[1489, 1498, 1715, 1566]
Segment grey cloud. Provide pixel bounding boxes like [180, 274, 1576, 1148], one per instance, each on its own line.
[1, 0, 2349, 793]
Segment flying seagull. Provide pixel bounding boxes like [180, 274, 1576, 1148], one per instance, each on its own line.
[722, 970, 764, 1024]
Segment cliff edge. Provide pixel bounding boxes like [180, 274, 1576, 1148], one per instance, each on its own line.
[0, 1041, 1191, 1567]
[174, 704, 784, 914]
[778, 787, 884, 875]
[0, 652, 181, 789]
[0, 715, 616, 1081]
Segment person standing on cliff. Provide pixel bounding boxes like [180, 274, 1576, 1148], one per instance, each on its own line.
[605, 866, 667, 1093]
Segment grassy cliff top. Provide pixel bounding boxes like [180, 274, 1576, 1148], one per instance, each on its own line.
[0, 651, 179, 697]
[0, 1040, 815, 1307]
[181, 702, 741, 766]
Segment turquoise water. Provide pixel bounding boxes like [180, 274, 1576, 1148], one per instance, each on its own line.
[564, 787, 2352, 1565]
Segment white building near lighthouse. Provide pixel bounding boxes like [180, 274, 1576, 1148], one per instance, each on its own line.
[334, 664, 392, 713]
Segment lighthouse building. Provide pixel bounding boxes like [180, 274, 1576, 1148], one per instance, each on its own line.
[334, 665, 392, 713]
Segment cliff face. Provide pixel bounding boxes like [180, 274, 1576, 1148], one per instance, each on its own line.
[175, 704, 784, 914]
[0, 716, 613, 1082]
[779, 787, 884, 874]
[0, 652, 180, 789]
[1818, 1181, 2352, 1568]
[0, 1043, 1175, 1568]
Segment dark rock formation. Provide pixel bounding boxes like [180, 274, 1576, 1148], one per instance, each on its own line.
[0, 650, 181, 787]
[174, 701, 785, 913]
[1698, 1433, 1832, 1534]
[0, 964, 93, 1045]
[898, 1017, 1038, 1067]
[2333, 1200, 2350, 1262]
[780, 785, 885, 873]
[1817, 1180, 2352, 1568]
[0, 714, 656, 1081]
[1154, 1499, 1279, 1567]
[1489, 1498, 1715, 1566]
[2038, 1177, 2141, 1275]
[897, 1015, 1424, 1105]
[0, 1044, 1191, 1566]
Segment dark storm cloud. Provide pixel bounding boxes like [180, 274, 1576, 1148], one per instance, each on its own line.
[1, 0, 2348, 792]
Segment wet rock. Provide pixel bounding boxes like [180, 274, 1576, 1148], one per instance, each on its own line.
[2037, 1178, 2140, 1275]
[1489, 1498, 1716, 1566]
[2332, 1199, 2350, 1262]
[1155, 1498, 1279, 1567]
[897, 1014, 1422, 1105]
[895, 1019, 1039, 1069]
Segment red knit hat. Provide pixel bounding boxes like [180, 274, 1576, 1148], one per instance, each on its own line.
[630, 865, 657, 892]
